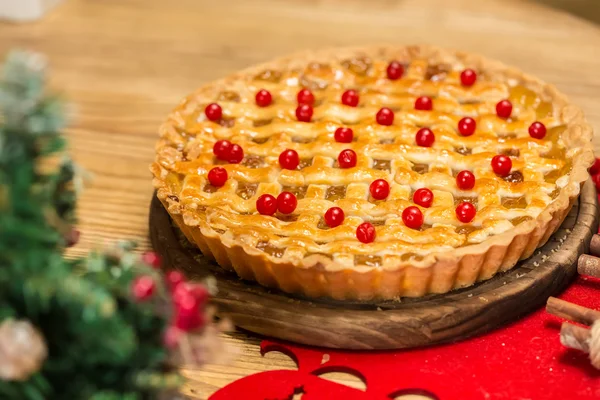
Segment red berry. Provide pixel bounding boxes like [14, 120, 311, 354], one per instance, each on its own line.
[207, 167, 228, 187]
[163, 326, 181, 349]
[277, 192, 298, 214]
[528, 121, 547, 139]
[131, 276, 155, 301]
[338, 149, 357, 168]
[213, 140, 231, 160]
[205, 103, 222, 121]
[174, 295, 205, 331]
[491, 155, 512, 177]
[456, 202, 476, 223]
[324, 207, 345, 228]
[166, 270, 185, 291]
[369, 179, 390, 200]
[141, 251, 162, 269]
[590, 158, 600, 176]
[415, 96, 433, 111]
[173, 283, 209, 307]
[279, 149, 300, 170]
[256, 194, 278, 215]
[387, 61, 404, 80]
[334, 127, 354, 143]
[255, 89, 272, 107]
[227, 144, 244, 163]
[376, 107, 394, 126]
[413, 188, 434, 208]
[458, 117, 476, 136]
[296, 104, 313, 122]
[297, 88, 315, 105]
[415, 128, 435, 147]
[66, 229, 80, 247]
[402, 206, 424, 229]
[456, 170, 476, 190]
[496, 100, 512, 119]
[356, 222, 376, 243]
[341, 89, 360, 107]
[460, 69, 477, 87]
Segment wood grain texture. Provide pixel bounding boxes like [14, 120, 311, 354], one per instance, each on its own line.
[1, 0, 599, 398]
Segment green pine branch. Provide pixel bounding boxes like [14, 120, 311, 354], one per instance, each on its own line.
[0, 51, 178, 399]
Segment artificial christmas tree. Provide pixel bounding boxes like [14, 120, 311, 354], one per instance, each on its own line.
[0, 51, 228, 399]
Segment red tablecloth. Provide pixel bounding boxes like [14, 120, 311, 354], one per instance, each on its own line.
[211, 194, 600, 400]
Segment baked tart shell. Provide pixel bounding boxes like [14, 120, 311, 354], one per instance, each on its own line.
[152, 46, 594, 300]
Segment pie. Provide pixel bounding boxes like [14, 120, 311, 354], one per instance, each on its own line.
[151, 45, 594, 300]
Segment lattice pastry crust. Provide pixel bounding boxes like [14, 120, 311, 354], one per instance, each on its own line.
[151, 45, 594, 300]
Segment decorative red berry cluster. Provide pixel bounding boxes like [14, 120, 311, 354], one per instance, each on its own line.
[201, 61, 552, 247]
[131, 252, 210, 348]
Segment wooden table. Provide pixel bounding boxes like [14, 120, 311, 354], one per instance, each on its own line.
[1, 0, 600, 398]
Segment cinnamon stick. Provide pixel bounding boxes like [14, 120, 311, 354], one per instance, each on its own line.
[578, 254, 600, 278]
[546, 296, 600, 326]
[589, 234, 600, 257]
[560, 322, 591, 353]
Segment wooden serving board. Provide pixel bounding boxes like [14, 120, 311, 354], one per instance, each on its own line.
[149, 180, 598, 350]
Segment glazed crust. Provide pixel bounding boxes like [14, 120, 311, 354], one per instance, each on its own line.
[151, 45, 594, 300]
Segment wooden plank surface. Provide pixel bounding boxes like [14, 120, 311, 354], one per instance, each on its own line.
[1, 0, 599, 398]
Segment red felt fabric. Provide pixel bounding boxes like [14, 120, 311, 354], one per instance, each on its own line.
[210, 194, 600, 400]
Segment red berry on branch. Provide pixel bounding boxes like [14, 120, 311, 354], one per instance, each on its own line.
[255, 89, 272, 107]
[297, 88, 315, 105]
[277, 192, 298, 214]
[460, 69, 477, 87]
[356, 222, 376, 243]
[413, 188, 434, 208]
[166, 270, 185, 291]
[456, 170, 476, 190]
[387, 61, 404, 80]
[174, 295, 205, 331]
[66, 228, 80, 247]
[208, 167, 228, 187]
[279, 149, 300, 170]
[341, 89, 359, 107]
[376, 107, 394, 126]
[132, 276, 155, 301]
[415, 128, 435, 147]
[338, 149, 357, 168]
[369, 179, 390, 200]
[324, 207, 345, 228]
[296, 104, 313, 122]
[496, 100, 512, 119]
[141, 251, 162, 269]
[205, 103, 222, 121]
[334, 127, 353, 143]
[528, 121, 547, 139]
[491, 155, 512, 177]
[402, 206, 424, 229]
[458, 117, 476, 136]
[456, 202, 476, 223]
[256, 194, 278, 216]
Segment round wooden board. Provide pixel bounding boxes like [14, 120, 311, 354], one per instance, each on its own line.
[150, 180, 598, 350]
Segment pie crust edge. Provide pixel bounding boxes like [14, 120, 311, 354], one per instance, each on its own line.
[151, 45, 594, 300]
